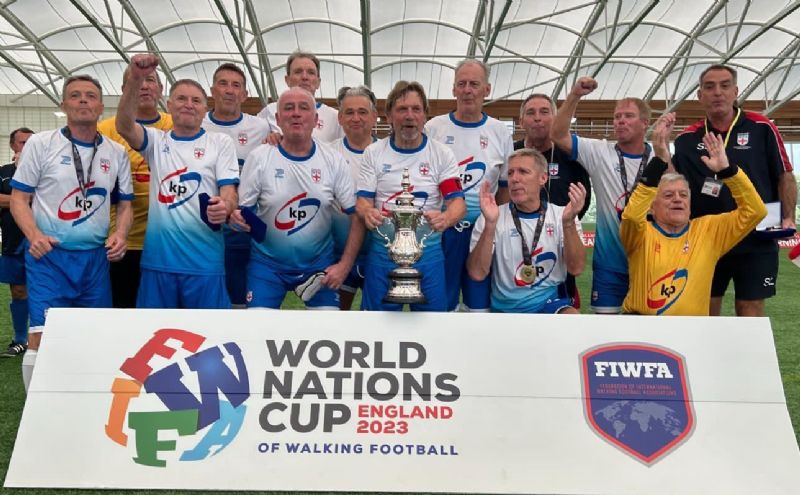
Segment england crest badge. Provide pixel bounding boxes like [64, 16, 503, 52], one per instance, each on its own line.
[580, 343, 695, 465]
[736, 132, 749, 146]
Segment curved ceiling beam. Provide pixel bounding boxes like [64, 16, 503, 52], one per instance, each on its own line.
[117, 0, 176, 86]
[764, 82, 800, 115]
[360, 0, 372, 86]
[588, 0, 660, 78]
[68, 0, 129, 63]
[499, 1, 600, 31]
[243, 0, 277, 102]
[551, 0, 604, 99]
[0, 49, 60, 105]
[0, 6, 69, 97]
[482, 0, 512, 62]
[737, 35, 800, 102]
[659, 0, 800, 116]
[466, 0, 486, 58]
[487, 58, 663, 104]
[643, 0, 728, 101]
[211, 0, 265, 102]
[372, 19, 474, 38]
[354, 58, 439, 73]
[258, 17, 360, 36]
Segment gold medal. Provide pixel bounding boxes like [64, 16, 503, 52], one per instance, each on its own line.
[520, 264, 535, 284]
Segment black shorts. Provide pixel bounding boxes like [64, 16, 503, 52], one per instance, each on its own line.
[711, 250, 778, 300]
[110, 249, 142, 308]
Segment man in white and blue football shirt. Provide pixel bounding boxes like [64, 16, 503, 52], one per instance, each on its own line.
[230, 87, 364, 309]
[426, 59, 512, 311]
[10, 75, 133, 391]
[467, 149, 586, 313]
[551, 76, 652, 314]
[116, 53, 239, 309]
[356, 81, 466, 312]
[331, 85, 378, 309]
[258, 50, 343, 144]
[203, 63, 270, 308]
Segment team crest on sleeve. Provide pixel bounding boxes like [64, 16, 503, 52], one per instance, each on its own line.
[479, 135, 488, 149]
[311, 168, 322, 183]
[580, 343, 695, 465]
[100, 159, 111, 173]
[104, 328, 250, 467]
[238, 132, 248, 145]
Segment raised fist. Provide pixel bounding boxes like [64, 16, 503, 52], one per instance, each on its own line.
[571, 76, 598, 98]
[128, 53, 159, 81]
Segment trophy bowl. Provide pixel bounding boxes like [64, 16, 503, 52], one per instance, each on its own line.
[375, 168, 434, 305]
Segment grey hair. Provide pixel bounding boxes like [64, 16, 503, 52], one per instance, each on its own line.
[454, 58, 491, 83]
[508, 148, 548, 174]
[658, 172, 690, 191]
[336, 85, 377, 112]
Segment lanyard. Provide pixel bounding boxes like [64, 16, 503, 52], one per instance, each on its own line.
[704, 107, 741, 148]
[510, 202, 546, 268]
[63, 127, 99, 197]
[614, 144, 650, 206]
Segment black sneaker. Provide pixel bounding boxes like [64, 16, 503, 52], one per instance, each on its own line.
[1, 342, 27, 358]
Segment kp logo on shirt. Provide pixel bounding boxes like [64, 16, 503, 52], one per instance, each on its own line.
[158, 167, 201, 209]
[580, 343, 694, 465]
[513, 247, 556, 287]
[57, 182, 107, 226]
[104, 328, 250, 467]
[275, 192, 321, 234]
[647, 268, 688, 315]
[457, 156, 487, 192]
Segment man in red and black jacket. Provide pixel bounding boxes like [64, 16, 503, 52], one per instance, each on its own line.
[672, 64, 796, 317]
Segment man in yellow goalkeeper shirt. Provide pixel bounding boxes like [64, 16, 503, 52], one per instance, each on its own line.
[621, 114, 766, 315]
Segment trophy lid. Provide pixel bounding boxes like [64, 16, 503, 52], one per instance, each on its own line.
[395, 168, 418, 210]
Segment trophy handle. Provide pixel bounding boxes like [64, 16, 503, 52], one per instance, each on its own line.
[375, 218, 393, 247]
[417, 216, 436, 249]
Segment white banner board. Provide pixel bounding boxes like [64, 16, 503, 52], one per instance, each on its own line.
[5, 308, 800, 494]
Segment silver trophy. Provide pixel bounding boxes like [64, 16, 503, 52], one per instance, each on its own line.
[375, 168, 434, 304]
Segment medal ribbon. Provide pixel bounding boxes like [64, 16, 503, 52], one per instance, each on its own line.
[63, 127, 99, 197]
[615, 144, 650, 206]
[510, 201, 546, 269]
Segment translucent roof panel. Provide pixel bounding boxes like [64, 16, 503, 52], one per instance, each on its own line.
[0, 0, 799, 115]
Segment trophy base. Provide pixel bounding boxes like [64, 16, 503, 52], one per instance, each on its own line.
[383, 268, 427, 305]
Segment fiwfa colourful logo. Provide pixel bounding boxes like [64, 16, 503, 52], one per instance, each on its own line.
[104, 328, 250, 467]
[580, 343, 695, 465]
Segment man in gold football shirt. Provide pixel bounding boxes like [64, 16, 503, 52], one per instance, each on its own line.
[621, 114, 766, 316]
[98, 66, 173, 307]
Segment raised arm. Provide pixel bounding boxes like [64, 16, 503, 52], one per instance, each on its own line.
[550, 77, 598, 156]
[116, 54, 160, 150]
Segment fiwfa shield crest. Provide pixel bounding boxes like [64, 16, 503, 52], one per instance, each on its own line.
[580, 343, 695, 465]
